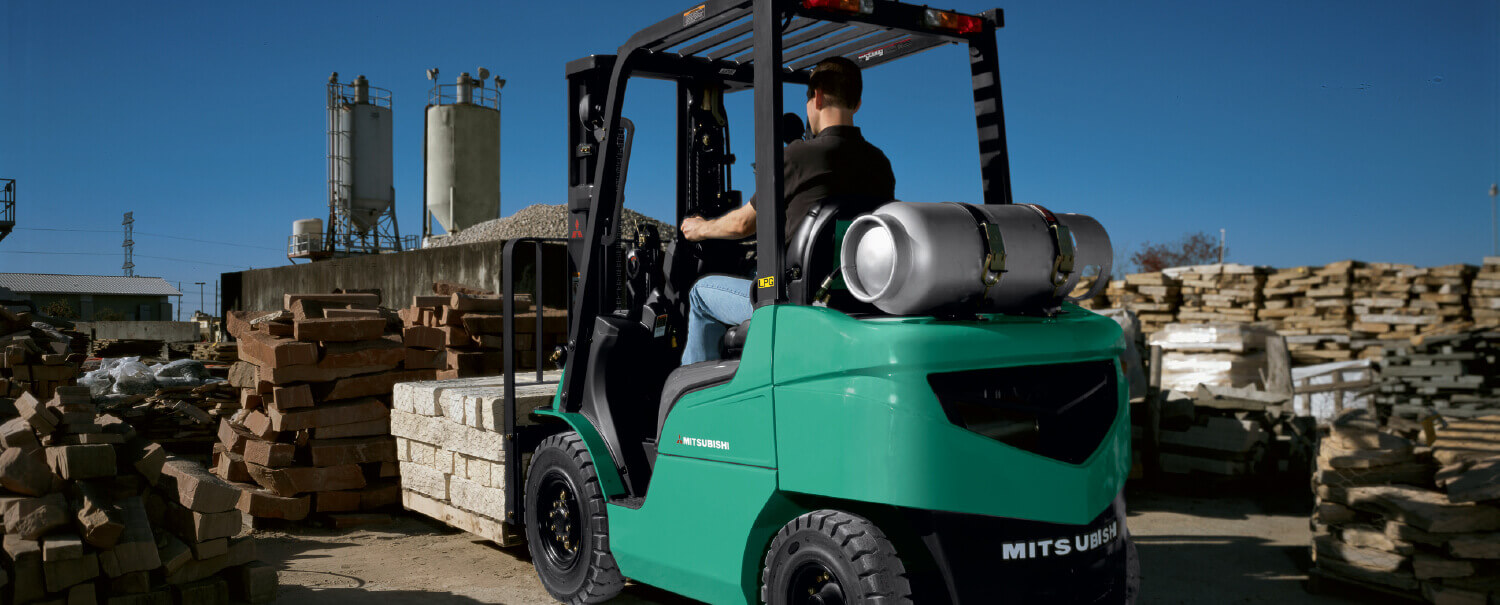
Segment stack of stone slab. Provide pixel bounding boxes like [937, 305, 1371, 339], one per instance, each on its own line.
[1105, 272, 1181, 338]
[1261, 262, 1358, 363]
[390, 373, 561, 546]
[1311, 408, 1500, 603]
[1468, 257, 1500, 328]
[1375, 329, 1500, 422]
[1351, 263, 1474, 351]
[1, 308, 86, 401]
[1169, 264, 1265, 325]
[215, 293, 434, 525]
[399, 291, 567, 377]
[0, 387, 276, 604]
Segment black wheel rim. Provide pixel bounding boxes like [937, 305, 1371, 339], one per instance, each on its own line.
[785, 560, 845, 605]
[535, 470, 581, 570]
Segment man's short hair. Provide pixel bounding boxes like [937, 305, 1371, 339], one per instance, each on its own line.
[807, 57, 862, 109]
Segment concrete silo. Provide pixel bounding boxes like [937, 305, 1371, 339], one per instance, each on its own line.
[423, 69, 503, 241]
[306, 73, 408, 259]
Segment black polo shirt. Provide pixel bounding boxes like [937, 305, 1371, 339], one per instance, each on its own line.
[749, 125, 895, 235]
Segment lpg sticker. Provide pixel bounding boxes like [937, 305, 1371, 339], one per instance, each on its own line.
[676, 435, 730, 450]
[683, 4, 707, 26]
[999, 520, 1120, 561]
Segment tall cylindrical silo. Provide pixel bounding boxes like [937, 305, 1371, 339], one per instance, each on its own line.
[426, 72, 499, 234]
[338, 75, 394, 233]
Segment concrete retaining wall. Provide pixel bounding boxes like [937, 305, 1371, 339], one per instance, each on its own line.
[220, 240, 569, 315]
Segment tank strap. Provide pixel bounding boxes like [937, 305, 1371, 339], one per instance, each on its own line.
[1021, 204, 1075, 296]
[947, 203, 1007, 302]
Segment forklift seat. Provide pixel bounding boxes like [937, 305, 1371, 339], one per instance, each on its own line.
[658, 359, 741, 441]
[784, 195, 888, 309]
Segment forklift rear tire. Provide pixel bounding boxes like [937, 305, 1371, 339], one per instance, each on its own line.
[525, 432, 625, 604]
[761, 510, 912, 605]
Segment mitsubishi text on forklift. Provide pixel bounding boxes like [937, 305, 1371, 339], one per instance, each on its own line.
[513, 0, 1140, 603]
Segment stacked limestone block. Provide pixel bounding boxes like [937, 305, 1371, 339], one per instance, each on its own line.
[390, 373, 560, 546]
[0, 387, 276, 604]
[216, 293, 434, 524]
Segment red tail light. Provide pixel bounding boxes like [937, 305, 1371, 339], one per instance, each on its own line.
[923, 8, 983, 34]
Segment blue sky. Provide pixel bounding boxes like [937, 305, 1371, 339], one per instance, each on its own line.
[2, 1, 1497, 318]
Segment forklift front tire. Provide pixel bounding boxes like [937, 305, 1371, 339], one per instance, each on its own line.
[761, 510, 913, 605]
[525, 432, 625, 604]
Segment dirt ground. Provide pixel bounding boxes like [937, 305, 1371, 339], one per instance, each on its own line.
[259, 485, 1395, 604]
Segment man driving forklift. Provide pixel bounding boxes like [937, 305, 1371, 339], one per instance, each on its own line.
[678, 56, 895, 365]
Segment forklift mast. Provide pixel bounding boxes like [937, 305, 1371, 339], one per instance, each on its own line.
[560, 0, 1013, 416]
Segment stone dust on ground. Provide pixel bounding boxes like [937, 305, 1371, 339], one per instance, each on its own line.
[261, 487, 1400, 604]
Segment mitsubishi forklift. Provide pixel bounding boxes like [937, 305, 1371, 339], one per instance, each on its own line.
[512, 1, 1139, 602]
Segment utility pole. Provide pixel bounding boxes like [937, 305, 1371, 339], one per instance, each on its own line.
[1490, 183, 1498, 257]
[195, 282, 205, 320]
[1218, 228, 1226, 264]
[176, 282, 182, 321]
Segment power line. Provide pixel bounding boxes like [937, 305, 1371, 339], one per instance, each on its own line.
[15, 227, 283, 252]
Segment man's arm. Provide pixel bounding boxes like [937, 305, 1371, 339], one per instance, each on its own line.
[681, 201, 757, 241]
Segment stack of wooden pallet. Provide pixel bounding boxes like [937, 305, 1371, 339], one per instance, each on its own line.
[1105, 272, 1181, 337]
[1170, 264, 1265, 324]
[399, 290, 567, 378]
[0, 388, 277, 603]
[1310, 408, 1500, 603]
[1375, 329, 1500, 422]
[1, 308, 85, 400]
[214, 293, 435, 525]
[1468, 257, 1500, 328]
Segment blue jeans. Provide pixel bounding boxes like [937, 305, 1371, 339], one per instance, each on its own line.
[683, 275, 753, 365]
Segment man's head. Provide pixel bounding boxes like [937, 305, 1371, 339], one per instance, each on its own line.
[805, 56, 862, 135]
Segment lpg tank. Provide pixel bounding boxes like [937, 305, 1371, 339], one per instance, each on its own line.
[335, 75, 394, 233]
[840, 201, 1113, 315]
[426, 72, 500, 234]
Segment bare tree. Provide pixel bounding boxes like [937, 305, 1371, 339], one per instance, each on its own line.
[1130, 231, 1222, 273]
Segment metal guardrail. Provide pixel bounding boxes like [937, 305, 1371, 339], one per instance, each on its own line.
[428, 83, 500, 109]
[288, 233, 417, 258]
[500, 237, 570, 524]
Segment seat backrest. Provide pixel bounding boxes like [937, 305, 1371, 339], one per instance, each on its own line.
[784, 195, 888, 309]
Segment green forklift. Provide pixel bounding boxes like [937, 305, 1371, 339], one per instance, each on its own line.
[505, 1, 1139, 602]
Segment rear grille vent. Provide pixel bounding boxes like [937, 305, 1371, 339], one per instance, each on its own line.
[927, 360, 1118, 465]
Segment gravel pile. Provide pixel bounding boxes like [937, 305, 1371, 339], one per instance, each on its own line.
[428, 204, 675, 247]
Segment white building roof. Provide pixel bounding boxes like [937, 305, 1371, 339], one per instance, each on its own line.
[0, 273, 182, 297]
